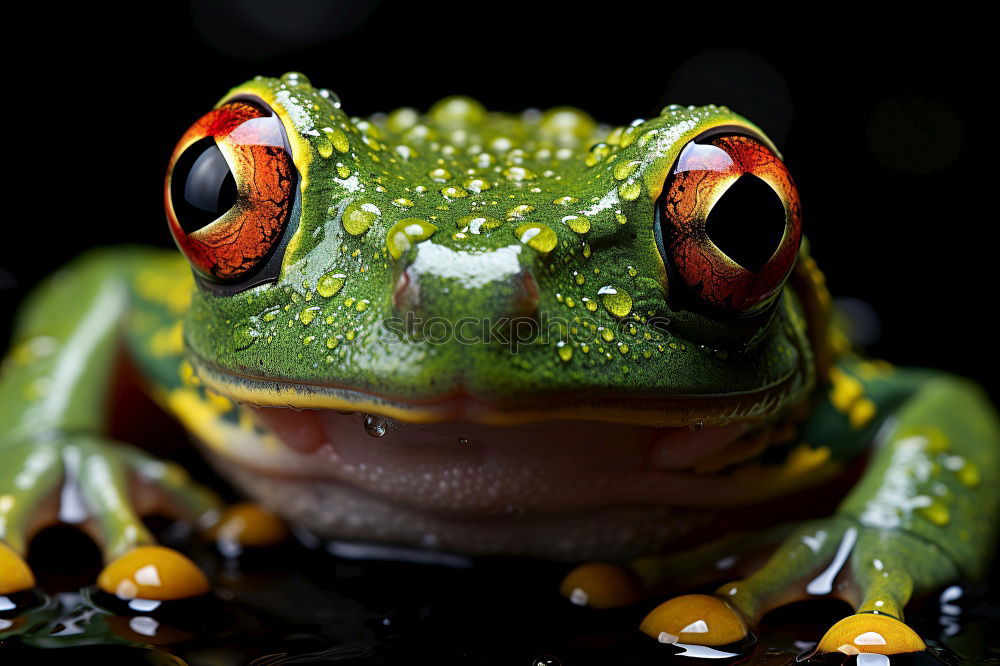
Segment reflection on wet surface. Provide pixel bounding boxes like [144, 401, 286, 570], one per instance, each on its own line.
[1, 524, 997, 664]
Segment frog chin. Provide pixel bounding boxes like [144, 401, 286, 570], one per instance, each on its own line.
[193, 404, 811, 560]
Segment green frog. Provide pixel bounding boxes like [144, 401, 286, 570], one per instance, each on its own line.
[1, 72, 997, 657]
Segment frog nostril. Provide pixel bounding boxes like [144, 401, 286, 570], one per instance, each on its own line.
[515, 270, 540, 320]
[392, 267, 421, 314]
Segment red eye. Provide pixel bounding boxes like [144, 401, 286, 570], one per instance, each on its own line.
[657, 133, 802, 314]
[165, 100, 295, 283]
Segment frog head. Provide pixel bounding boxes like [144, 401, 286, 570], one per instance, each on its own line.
[164, 73, 827, 557]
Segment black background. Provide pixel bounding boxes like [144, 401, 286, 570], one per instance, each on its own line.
[1, 2, 993, 393]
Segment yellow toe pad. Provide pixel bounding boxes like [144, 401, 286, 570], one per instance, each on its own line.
[98, 546, 209, 601]
[560, 562, 644, 609]
[0, 543, 35, 596]
[204, 502, 288, 548]
[640, 594, 748, 646]
[818, 613, 926, 655]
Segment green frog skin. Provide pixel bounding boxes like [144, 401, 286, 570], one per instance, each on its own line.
[1, 72, 997, 656]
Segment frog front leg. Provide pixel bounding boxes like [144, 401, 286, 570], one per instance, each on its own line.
[567, 368, 999, 656]
[0, 249, 221, 602]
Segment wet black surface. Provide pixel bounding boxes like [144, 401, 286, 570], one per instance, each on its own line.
[2, 523, 998, 666]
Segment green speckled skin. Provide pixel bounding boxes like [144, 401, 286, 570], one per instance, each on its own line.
[1, 73, 998, 651]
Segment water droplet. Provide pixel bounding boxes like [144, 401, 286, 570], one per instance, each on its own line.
[317, 88, 342, 108]
[428, 167, 452, 182]
[503, 166, 536, 181]
[281, 71, 311, 86]
[322, 127, 350, 153]
[364, 414, 387, 437]
[561, 215, 591, 234]
[613, 160, 641, 181]
[464, 177, 491, 193]
[506, 204, 535, 221]
[458, 215, 501, 234]
[428, 96, 487, 127]
[618, 180, 642, 201]
[599, 285, 632, 317]
[299, 307, 319, 325]
[342, 202, 381, 236]
[514, 223, 558, 254]
[440, 185, 468, 199]
[317, 272, 347, 298]
[386, 218, 438, 259]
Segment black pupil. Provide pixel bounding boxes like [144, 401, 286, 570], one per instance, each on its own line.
[171, 136, 238, 234]
[705, 173, 786, 272]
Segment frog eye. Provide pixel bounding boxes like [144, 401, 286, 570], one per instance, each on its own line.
[656, 133, 802, 314]
[165, 99, 296, 284]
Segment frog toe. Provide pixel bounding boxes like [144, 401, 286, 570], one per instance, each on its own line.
[0, 542, 36, 596]
[816, 612, 926, 656]
[560, 562, 645, 609]
[97, 545, 209, 601]
[203, 502, 288, 554]
[639, 594, 750, 646]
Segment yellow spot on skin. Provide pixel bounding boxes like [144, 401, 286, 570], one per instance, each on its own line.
[0, 542, 35, 595]
[956, 462, 980, 487]
[134, 269, 192, 315]
[849, 398, 877, 429]
[205, 390, 233, 414]
[560, 562, 643, 609]
[829, 368, 864, 412]
[919, 501, 951, 526]
[782, 444, 832, 477]
[98, 546, 209, 601]
[204, 502, 288, 548]
[179, 360, 200, 387]
[149, 320, 184, 357]
[817, 613, 926, 655]
[640, 594, 748, 646]
[557, 342, 573, 362]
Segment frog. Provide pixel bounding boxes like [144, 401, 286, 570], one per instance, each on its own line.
[1, 71, 997, 658]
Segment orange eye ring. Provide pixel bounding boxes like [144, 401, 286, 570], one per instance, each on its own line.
[657, 132, 802, 314]
[165, 99, 295, 283]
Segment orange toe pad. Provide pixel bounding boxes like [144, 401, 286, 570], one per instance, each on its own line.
[640, 594, 748, 646]
[204, 502, 288, 548]
[98, 546, 209, 601]
[560, 562, 644, 609]
[818, 613, 926, 655]
[0, 543, 35, 596]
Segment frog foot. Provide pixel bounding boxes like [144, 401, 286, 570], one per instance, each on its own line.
[0, 542, 35, 596]
[98, 545, 209, 601]
[203, 502, 289, 556]
[0, 436, 222, 601]
[637, 517, 946, 655]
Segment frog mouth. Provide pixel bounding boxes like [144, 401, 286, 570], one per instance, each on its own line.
[217, 403, 817, 515]
[188, 350, 810, 429]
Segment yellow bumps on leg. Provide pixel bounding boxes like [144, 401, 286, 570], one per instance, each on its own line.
[204, 502, 288, 548]
[640, 594, 748, 646]
[98, 546, 209, 601]
[817, 613, 926, 655]
[560, 562, 644, 609]
[0, 543, 35, 595]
